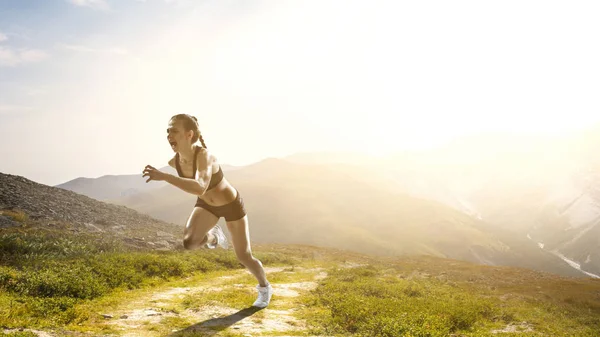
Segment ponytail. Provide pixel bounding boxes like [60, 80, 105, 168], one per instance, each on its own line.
[198, 133, 207, 148]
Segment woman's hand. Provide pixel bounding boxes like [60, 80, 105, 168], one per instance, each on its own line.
[142, 165, 168, 183]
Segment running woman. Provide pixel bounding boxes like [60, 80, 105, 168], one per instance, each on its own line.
[142, 114, 273, 308]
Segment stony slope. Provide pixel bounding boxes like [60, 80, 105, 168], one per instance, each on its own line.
[0, 172, 183, 250]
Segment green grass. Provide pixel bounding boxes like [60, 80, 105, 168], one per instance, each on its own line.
[0, 228, 125, 264]
[0, 332, 37, 337]
[301, 259, 600, 337]
[0, 227, 295, 331]
[267, 267, 323, 283]
[3, 217, 600, 336]
[305, 266, 497, 336]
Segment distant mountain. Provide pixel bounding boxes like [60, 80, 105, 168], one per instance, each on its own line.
[526, 168, 600, 278]
[373, 128, 600, 278]
[107, 157, 583, 278]
[54, 166, 177, 201]
[55, 164, 243, 201]
[524, 126, 600, 277]
[49, 126, 600, 278]
[0, 172, 183, 250]
[283, 151, 377, 166]
[229, 129, 600, 279]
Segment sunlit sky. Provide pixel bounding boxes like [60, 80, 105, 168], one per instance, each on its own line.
[1, 0, 599, 186]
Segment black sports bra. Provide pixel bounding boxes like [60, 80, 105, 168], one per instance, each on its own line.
[175, 146, 224, 191]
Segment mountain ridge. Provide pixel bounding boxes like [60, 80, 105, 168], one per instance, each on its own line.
[87, 158, 586, 278]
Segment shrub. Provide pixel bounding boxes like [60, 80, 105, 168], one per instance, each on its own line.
[1, 210, 29, 223]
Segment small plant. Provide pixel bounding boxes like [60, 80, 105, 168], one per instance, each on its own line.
[1, 210, 29, 224]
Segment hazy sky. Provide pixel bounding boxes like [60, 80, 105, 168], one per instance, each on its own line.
[1, 0, 599, 186]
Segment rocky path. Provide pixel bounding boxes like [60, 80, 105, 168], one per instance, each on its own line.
[94, 266, 329, 337]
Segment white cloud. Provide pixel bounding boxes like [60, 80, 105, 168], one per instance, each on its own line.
[0, 46, 48, 66]
[0, 30, 48, 66]
[67, 0, 110, 11]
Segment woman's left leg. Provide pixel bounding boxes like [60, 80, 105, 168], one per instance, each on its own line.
[226, 215, 269, 287]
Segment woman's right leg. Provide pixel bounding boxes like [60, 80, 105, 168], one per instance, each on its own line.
[183, 207, 220, 249]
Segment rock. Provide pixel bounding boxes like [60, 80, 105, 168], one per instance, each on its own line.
[154, 240, 172, 248]
[120, 315, 128, 319]
[156, 230, 173, 237]
[84, 222, 104, 232]
[0, 215, 20, 228]
[102, 314, 113, 319]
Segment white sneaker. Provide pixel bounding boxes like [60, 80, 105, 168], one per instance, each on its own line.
[205, 225, 228, 249]
[252, 284, 273, 308]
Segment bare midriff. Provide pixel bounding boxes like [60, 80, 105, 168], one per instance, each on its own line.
[198, 176, 237, 206]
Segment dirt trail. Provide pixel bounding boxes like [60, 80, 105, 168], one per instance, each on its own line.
[2, 262, 363, 337]
[97, 266, 329, 337]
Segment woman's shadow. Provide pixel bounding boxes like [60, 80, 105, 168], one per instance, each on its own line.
[167, 306, 263, 336]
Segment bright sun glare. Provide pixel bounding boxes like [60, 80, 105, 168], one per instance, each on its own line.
[2, 0, 599, 184]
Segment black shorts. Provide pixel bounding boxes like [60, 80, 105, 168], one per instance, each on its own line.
[195, 190, 247, 221]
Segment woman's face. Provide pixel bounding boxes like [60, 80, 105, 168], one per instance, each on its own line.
[166, 119, 192, 152]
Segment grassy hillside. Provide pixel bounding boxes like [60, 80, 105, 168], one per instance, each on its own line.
[0, 222, 294, 332]
[1, 216, 599, 336]
[304, 256, 600, 337]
